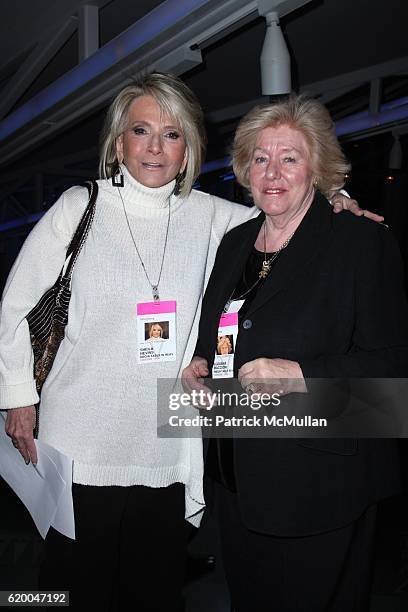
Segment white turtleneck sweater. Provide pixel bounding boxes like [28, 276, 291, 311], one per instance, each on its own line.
[0, 166, 257, 525]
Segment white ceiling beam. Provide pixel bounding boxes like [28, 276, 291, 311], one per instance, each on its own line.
[191, 0, 313, 51]
[301, 56, 408, 96]
[148, 46, 203, 76]
[0, 16, 78, 120]
[257, 0, 313, 18]
[207, 56, 408, 127]
[0, 0, 320, 164]
[0, 0, 111, 74]
[190, 1, 257, 48]
[79, 4, 100, 61]
[0, 0, 263, 164]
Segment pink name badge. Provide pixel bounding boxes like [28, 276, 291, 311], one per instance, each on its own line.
[219, 312, 238, 328]
[212, 304, 242, 379]
[137, 301, 176, 316]
[137, 301, 177, 363]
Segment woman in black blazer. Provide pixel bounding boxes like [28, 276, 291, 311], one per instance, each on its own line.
[183, 95, 408, 611]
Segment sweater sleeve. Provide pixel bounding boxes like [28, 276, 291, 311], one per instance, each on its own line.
[0, 186, 89, 409]
[210, 195, 258, 245]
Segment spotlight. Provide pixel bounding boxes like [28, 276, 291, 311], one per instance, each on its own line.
[260, 11, 291, 96]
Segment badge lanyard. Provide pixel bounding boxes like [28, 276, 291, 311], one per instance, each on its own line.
[116, 182, 176, 362]
[212, 300, 244, 379]
[117, 185, 170, 303]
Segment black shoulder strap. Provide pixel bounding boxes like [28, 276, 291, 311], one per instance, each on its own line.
[63, 180, 98, 279]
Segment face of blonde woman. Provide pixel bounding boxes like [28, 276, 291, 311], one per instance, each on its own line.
[248, 124, 314, 221]
[150, 325, 162, 338]
[116, 95, 187, 188]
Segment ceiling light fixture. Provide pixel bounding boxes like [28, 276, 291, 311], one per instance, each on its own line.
[260, 11, 291, 96]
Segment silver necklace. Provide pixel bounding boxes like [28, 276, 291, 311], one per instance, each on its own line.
[223, 223, 294, 313]
[117, 187, 171, 302]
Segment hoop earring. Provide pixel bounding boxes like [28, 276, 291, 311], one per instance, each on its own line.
[112, 164, 124, 188]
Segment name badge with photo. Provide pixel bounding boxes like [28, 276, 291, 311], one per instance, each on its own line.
[212, 300, 244, 379]
[137, 300, 176, 363]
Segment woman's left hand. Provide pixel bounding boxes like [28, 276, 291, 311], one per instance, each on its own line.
[331, 193, 384, 223]
[238, 358, 307, 396]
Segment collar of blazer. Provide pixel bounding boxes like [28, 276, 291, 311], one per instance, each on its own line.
[217, 191, 335, 319]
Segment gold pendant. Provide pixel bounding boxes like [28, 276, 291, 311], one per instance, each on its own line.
[259, 261, 270, 279]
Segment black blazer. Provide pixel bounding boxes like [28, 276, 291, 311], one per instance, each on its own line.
[195, 193, 408, 536]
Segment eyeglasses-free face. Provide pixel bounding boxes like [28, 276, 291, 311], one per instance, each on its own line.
[116, 95, 187, 189]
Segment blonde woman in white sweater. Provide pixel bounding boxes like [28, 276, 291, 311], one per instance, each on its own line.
[0, 72, 369, 611]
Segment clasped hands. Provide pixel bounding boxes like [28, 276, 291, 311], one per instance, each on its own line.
[181, 356, 306, 409]
[238, 357, 307, 397]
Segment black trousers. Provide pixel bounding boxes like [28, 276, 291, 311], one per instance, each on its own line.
[39, 483, 189, 612]
[215, 483, 377, 612]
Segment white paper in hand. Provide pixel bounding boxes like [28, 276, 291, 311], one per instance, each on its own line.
[0, 412, 75, 540]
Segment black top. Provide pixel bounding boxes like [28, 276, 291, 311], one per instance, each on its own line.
[195, 194, 407, 536]
[207, 248, 279, 492]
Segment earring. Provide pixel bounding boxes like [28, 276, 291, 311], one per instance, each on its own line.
[112, 163, 124, 188]
[313, 178, 319, 189]
[173, 171, 186, 196]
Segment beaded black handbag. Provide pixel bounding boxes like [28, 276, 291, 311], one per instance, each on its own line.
[26, 180, 98, 436]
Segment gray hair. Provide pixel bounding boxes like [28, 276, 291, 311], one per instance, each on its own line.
[232, 94, 350, 199]
[99, 72, 206, 198]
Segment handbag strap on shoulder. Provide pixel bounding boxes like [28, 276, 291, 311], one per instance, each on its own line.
[63, 179, 98, 280]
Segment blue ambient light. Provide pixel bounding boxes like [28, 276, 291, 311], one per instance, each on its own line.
[0, 0, 210, 141]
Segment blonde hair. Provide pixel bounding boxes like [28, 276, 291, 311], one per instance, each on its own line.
[232, 94, 350, 199]
[149, 323, 163, 338]
[99, 72, 206, 198]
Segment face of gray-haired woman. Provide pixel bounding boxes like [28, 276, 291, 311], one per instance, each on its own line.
[248, 124, 315, 223]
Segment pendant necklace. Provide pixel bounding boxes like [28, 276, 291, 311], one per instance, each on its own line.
[223, 222, 294, 313]
[117, 187, 171, 302]
[259, 222, 294, 279]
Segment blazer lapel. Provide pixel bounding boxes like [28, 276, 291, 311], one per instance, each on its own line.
[247, 193, 334, 317]
[213, 210, 265, 313]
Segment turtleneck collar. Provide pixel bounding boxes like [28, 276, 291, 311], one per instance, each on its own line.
[120, 164, 176, 211]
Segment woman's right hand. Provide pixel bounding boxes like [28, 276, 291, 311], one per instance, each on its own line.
[181, 357, 213, 407]
[5, 405, 37, 465]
